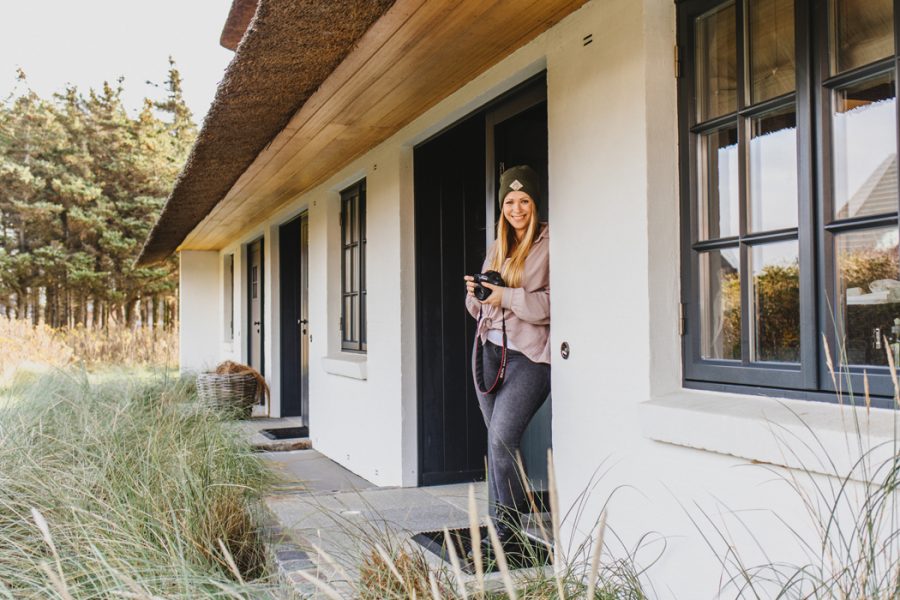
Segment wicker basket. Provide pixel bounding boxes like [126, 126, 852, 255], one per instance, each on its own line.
[196, 372, 259, 418]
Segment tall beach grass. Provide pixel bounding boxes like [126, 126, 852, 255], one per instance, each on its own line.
[688, 337, 900, 599]
[0, 370, 281, 598]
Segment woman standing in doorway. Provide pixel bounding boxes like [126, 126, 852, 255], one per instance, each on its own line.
[464, 164, 551, 555]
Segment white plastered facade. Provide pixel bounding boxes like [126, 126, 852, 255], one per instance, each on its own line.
[174, 0, 900, 595]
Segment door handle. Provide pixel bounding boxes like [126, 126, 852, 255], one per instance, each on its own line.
[253, 321, 261, 326]
[298, 319, 309, 325]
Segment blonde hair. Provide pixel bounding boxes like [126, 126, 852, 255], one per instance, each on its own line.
[488, 200, 540, 288]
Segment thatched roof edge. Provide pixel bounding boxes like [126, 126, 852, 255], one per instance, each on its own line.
[220, 0, 259, 51]
[137, 0, 395, 266]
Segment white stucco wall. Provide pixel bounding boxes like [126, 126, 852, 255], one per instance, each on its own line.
[211, 30, 550, 488]
[178, 250, 220, 373]
[191, 0, 898, 595]
[545, 1, 892, 597]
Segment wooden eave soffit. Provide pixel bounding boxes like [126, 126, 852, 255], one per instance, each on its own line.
[184, 0, 589, 250]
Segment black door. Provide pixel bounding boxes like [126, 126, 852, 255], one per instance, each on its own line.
[279, 214, 309, 421]
[247, 238, 265, 381]
[415, 74, 549, 487]
[415, 113, 488, 486]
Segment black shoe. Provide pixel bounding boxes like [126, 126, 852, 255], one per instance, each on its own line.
[465, 530, 494, 565]
[466, 507, 527, 565]
[494, 521, 528, 563]
[465, 522, 526, 565]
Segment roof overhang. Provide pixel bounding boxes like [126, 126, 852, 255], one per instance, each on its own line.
[220, 0, 259, 51]
[138, 0, 588, 265]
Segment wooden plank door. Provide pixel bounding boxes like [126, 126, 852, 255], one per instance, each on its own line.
[415, 113, 488, 486]
[278, 215, 310, 422]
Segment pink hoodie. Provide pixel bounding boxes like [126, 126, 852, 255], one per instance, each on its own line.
[466, 224, 550, 364]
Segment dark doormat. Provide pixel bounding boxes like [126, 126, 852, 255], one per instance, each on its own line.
[412, 526, 550, 574]
[260, 426, 309, 440]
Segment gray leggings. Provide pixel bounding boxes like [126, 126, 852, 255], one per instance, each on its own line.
[473, 340, 551, 522]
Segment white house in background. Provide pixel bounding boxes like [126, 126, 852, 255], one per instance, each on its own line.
[139, 0, 900, 595]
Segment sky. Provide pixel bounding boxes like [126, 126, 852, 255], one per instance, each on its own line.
[0, 0, 235, 122]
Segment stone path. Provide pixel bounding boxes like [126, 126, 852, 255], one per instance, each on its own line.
[260, 449, 501, 597]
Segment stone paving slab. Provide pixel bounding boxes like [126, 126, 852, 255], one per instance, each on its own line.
[422, 481, 490, 515]
[264, 449, 376, 494]
[361, 502, 471, 533]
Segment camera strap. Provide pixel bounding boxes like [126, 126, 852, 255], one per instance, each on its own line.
[474, 307, 508, 394]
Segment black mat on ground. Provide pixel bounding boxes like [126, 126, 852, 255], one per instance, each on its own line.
[412, 526, 550, 574]
[260, 426, 308, 440]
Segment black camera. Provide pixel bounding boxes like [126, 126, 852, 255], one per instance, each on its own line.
[473, 270, 505, 301]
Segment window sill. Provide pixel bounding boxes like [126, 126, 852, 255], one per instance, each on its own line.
[640, 389, 900, 481]
[321, 354, 367, 380]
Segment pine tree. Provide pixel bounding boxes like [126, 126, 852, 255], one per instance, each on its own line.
[0, 61, 196, 329]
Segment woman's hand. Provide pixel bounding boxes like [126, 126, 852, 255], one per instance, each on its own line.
[479, 282, 504, 307]
[463, 276, 504, 306]
[463, 275, 477, 298]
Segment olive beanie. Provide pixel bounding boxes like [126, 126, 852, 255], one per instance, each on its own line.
[498, 165, 540, 207]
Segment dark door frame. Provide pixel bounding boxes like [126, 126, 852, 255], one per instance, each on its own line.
[247, 236, 265, 377]
[299, 216, 309, 422]
[414, 72, 548, 486]
[484, 83, 548, 242]
[485, 91, 551, 489]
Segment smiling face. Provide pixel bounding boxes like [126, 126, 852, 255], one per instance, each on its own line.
[502, 191, 535, 238]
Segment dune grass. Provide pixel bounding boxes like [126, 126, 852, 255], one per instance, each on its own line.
[0, 369, 284, 599]
[684, 337, 900, 599]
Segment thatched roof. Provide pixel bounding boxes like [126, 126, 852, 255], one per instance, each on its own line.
[137, 0, 395, 266]
[220, 0, 259, 51]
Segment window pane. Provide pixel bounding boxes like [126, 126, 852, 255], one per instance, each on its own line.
[360, 293, 366, 345]
[343, 296, 353, 342]
[750, 241, 800, 362]
[342, 201, 349, 245]
[699, 127, 740, 240]
[832, 0, 894, 74]
[832, 73, 897, 220]
[361, 240, 367, 294]
[836, 226, 900, 367]
[749, 108, 798, 232]
[342, 248, 350, 291]
[696, 2, 737, 122]
[748, 0, 796, 104]
[351, 198, 359, 243]
[350, 296, 358, 342]
[700, 248, 741, 360]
